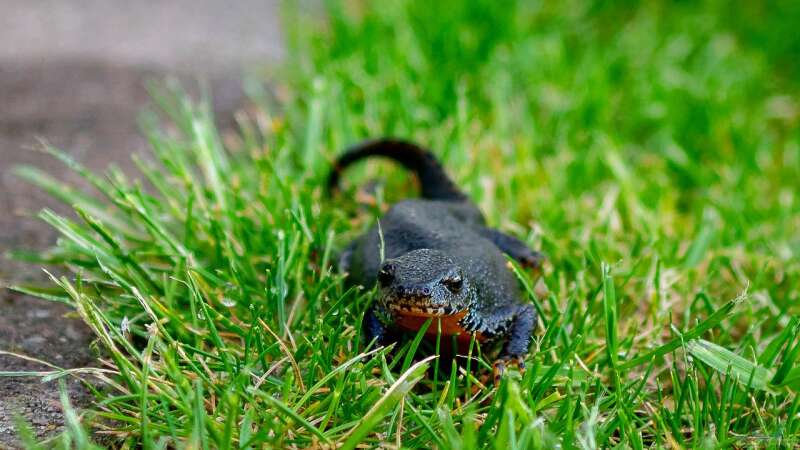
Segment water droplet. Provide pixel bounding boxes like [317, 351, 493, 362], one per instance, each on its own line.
[221, 297, 236, 307]
[121, 317, 131, 336]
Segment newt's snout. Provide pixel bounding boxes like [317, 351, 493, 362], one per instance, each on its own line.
[376, 249, 472, 317]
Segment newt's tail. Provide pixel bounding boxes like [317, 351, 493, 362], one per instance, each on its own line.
[327, 138, 467, 201]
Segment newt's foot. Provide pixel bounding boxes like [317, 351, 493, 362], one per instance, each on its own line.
[520, 252, 545, 272]
[492, 356, 526, 385]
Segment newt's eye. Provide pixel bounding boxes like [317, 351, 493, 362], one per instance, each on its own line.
[442, 275, 463, 293]
[378, 264, 395, 287]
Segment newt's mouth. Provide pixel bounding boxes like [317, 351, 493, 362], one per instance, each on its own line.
[380, 280, 470, 317]
[386, 302, 465, 317]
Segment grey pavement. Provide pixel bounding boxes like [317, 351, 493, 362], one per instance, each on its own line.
[0, 1, 283, 446]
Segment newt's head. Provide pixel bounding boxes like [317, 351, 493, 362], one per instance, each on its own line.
[376, 249, 473, 316]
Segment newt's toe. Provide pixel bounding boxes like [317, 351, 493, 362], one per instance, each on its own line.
[521, 252, 545, 271]
[492, 356, 526, 385]
[492, 360, 506, 386]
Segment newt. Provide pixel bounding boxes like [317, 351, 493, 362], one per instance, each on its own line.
[328, 139, 543, 377]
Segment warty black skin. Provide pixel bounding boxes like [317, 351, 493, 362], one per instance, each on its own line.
[329, 139, 543, 364]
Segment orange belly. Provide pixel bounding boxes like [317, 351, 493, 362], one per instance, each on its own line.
[394, 309, 487, 345]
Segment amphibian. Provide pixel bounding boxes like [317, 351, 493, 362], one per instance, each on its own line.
[329, 139, 542, 375]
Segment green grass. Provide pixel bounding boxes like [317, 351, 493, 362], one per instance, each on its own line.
[4, 0, 800, 447]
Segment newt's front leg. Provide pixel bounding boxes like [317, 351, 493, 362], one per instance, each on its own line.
[479, 227, 544, 270]
[493, 303, 537, 383]
[363, 303, 396, 348]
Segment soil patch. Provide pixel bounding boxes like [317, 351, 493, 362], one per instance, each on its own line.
[0, 59, 247, 448]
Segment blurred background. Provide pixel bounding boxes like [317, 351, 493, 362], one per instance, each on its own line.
[0, 1, 282, 445]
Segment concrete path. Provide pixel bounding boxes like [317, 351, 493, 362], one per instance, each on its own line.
[0, 1, 283, 446]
